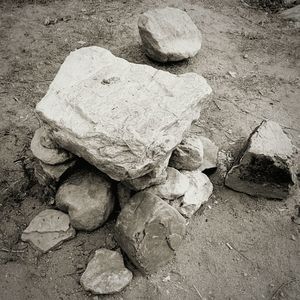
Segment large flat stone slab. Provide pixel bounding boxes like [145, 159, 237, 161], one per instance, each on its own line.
[225, 120, 296, 199]
[36, 46, 212, 181]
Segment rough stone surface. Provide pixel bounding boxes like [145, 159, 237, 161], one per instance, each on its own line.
[80, 249, 132, 295]
[116, 183, 134, 209]
[123, 153, 171, 191]
[31, 127, 74, 165]
[169, 133, 204, 170]
[281, 5, 300, 22]
[225, 120, 296, 199]
[144, 167, 189, 200]
[172, 169, 213, 218]
[36, 46, 211, 181]
[115, 192, 186, 274]
[138, 7, 202, 62]
[56, 169, 115, 231]
[34, 159, 76, 186]
[21, 209, 75, 253]
[198, 136, 219, 171]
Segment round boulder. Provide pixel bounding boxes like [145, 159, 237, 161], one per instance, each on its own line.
[56, 169, 115, 231]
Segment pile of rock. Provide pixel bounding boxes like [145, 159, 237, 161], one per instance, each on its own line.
[22, 42, 218, 294]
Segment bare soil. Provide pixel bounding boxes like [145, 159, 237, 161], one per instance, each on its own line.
[0, 0, 299, 299]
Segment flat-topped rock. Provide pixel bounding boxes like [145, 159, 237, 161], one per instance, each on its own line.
[80, 249, 132, 294]
[138, 7, 202, 62]
[225, 120, 296, 199]
[36, 46, 211, 181]
[21, 209, 75, 253]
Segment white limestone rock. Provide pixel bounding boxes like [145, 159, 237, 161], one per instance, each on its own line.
[138, 7, 202, 62]
[198, 136, 218, 171]
[115, 192, 186, 274]
[56, 169, 115, 231]
[169, 133, 204, 171]
[144, 167, 189, 200]
[31, 127, 74, 165]
[80, 249, 132, 295]
[225, 120, 296, 199]
[36, 46, 212, 181]
[172, 169, 213, 218]
[21, 209, 75, 253]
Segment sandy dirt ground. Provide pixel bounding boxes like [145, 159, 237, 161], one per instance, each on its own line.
[0, 0, 300, 299]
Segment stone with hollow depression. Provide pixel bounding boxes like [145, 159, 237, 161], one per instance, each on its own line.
[225, 120, 296, 199]
[36, 46, 212, 181]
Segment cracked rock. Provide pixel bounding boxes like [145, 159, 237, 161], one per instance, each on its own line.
[31, 127, 74, 165]
[80, 249, 132, 295]
[144, 167, 189, 200]
[36, 46, 211, 181]
[21, 209, 75, 253]
[172, 169, 213, 218]
[138, 7, 202, 62]
[115, 191, 186, 274]
[225, 120, 296, 199]
[56, 169, 115, 231]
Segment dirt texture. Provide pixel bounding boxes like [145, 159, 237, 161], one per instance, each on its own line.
[0, 0, 299, 299]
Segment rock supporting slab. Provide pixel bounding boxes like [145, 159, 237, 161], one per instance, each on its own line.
[225, 120, 296, 199]
[56, 169, 115, 231]
[21, 209, 75, 252]
[80, 249, 132, 294]
[31, 127, 74, 165]
[169, 133, 204, 170]
[138, 7, 202, 62]
[173, 169, 213, 218]
[198, 136, 218, 171]
[36, 46, 211, 181]
[115, 192, 186, 274]
[144, 167, 189, 200]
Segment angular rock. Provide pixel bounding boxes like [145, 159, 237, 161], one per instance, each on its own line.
[281, 5, 300, 22]
[34, 159, 76, 186]
[172, 169, 213, 218]
[115, 192, 186, 274]
[138, 7, 202, 62]
[31, 127, 74, 165]
[36, 46, 212, 181]
[169, 133, 204, 171]
[21, 209, 75, 253]
[116, 183, 134, 209]
[80, 249, 132, 295]
[56, 169, 115, 231]
[144, 167, 189, 200]
[225, 120, 296, 199]
[198, 136, 218, 171]
[123, 153, 171, 191]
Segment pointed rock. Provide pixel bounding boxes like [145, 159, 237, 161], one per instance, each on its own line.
[115, 192, 186, 274]
[225, 120, 296, 199]
[56, 169, 115, 231]
[31, 127, 74, 165]
[138, 7, 202, 62]
[172, 169, 213, 218]
[80, 249, 132, 295]
[144, 167, 189, 200]
[36, 46, 211, 181]
[198, 136, 218, 171]
[21, 209, 75, 253]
